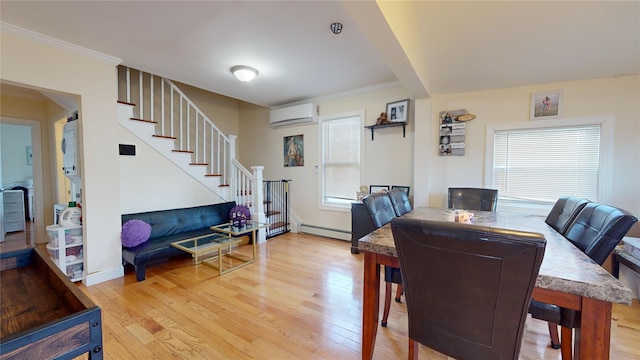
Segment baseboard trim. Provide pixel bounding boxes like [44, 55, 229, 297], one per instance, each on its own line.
[300, 224, 350, 241]
[84, 266, 125, 286]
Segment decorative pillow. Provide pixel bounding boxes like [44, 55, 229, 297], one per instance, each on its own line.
[121, 219, 152, 248]
[229, 205, 251, 220]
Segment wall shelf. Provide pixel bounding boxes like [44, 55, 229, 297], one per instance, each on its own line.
[364, 122, 407, 140]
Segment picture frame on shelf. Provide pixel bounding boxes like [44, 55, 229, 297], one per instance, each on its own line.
[369, 185, 390, 194]
[530, 90, 562, 120]
[391, 185, 410, 195]
[386, 98, 410, 123]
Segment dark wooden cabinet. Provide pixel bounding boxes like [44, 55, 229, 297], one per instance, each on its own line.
[351, 203, 377, 254]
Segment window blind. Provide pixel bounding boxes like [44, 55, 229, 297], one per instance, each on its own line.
[322, 115, 361, 207]
[492, 125, 600, 203]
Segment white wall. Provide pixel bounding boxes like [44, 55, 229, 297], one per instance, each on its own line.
[239, 85, 413, 235]
[0, 123, 32, 183]
[1, 30, 123, 285]
[118, 126, 225, 214]
[427, 75, 640, 217]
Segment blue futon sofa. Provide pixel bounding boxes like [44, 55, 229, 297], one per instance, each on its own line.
[121, 202, 236, 281]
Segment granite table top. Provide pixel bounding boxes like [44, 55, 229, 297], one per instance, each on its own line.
[358, 207, 632, 305]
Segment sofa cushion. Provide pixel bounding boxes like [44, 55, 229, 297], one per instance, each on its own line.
[121, 219, 152, 248]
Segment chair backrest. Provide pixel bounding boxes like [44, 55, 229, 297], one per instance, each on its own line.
[387, 188, 412, 217]
[545, 196, 590, 235]
[564, 203, 638, 265]
[448, 187, 498, 212]
[391, 218, 546, 360]
[362, 192, 396, 228]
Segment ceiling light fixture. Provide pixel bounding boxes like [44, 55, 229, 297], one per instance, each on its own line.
[231, 65, 259, 82]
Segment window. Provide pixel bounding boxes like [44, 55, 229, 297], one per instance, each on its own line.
[485, 116, 612, 214]
[320, 111, 363, 210]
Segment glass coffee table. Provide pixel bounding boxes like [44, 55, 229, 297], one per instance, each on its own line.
[171, 233, 246, 275]
[209, 221, 269, 272]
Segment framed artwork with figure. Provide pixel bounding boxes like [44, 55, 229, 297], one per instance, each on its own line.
[531, 90, 562, 120]
[284, 134, 304, 167]
[386, 99, 410, 123]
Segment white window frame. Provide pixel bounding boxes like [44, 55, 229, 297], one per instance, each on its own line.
[318, 110, 365, 212]
[485, 115, 613, 215]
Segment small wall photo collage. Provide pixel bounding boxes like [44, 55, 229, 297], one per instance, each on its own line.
[439, 109, 473, 156]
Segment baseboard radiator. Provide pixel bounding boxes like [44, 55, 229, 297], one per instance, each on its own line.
[300, 223, 350, 241]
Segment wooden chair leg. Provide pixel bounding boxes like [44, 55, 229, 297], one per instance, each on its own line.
[395, 283, 403, 303]
[408, 338, 418, 360]
[560, 326, 573, 360]
[548, 321, 561, 349]
[381, 281, 392, 327]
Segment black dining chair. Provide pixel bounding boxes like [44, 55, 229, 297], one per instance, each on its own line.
[387, 188, 412, 217]
[529, 196, 590, 349]
[362, 192, 402, 327]
[544, 196, 590, 235]
[447, 187, 498, 212]
[529, 203, 638, 360]
[391, 218, 546, 360]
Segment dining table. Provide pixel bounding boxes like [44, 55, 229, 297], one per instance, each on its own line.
[358, 206, 633, 360]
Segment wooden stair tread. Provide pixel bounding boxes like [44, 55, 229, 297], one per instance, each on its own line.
[189, 163, 208, 166]
[117, 100, 136, 106]
[130, 117, 157, 124]
[152, 134, 177, 140]
[205, 174, 222, 177]
[172, 149, 194, 154]
[266, 211, 281, 216]
[269, 222, 289, 229]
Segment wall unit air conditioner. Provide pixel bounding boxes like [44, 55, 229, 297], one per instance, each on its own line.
[270, 103, 318, 128]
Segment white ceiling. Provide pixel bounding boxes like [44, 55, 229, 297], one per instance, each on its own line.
[1, 1, 639, 108]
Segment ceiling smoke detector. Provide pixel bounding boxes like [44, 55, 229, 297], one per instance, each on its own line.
[330, 22, 343, 35]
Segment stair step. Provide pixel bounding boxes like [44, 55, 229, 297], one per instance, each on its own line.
[269, 222, 289, 230]
[172, 149, 194, 154]
[130, 117, 157, 124]
[153, 134, 177, 140]
[205, 174, 222, 177]
[266, 211, 281, 216]
[190, 163, 208, 166]
[118, 100, 136, 106]
[219, 184, 230, 187]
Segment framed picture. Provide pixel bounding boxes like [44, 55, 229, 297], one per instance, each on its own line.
[386, 98, 410, 123]
[391, 185, 410, 195]
[530, 90, 562, 120]
[369, 185, 390, 194]
[284, 134, 304, 167]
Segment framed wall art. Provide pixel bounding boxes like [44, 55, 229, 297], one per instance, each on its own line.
[386, 98, 410, 123]
[530, 90, 562, 120]
[284, 134, 304, 167]
[369, 185, 390, 194]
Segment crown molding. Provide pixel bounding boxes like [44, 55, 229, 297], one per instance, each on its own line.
[273, 81, 403, 109]
[1, 21, 122, 66]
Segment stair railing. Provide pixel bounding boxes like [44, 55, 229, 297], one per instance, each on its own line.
[118, 66, 264, 226]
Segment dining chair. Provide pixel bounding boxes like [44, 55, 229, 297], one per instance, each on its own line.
[391, 218, 546, 360]
[544, 196, 590, 235]
[362, 192, 402, 327]
[529, 196, 590, 349]
[447, 187, 498, 212]
[530, 203, 638, 360]
[387, 188, 412, 217]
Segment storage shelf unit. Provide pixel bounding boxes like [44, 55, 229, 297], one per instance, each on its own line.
[3, 189, 26, 233]
[46, 224, 83, 282]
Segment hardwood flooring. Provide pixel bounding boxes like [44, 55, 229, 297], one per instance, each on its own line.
[36, 232, 640, 358]
[0, 221, 34, 253]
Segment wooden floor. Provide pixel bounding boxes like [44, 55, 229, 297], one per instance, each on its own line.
[61, 232, 638, 360]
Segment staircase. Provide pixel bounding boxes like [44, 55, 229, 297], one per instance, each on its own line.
[116, 66, 266, 242]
